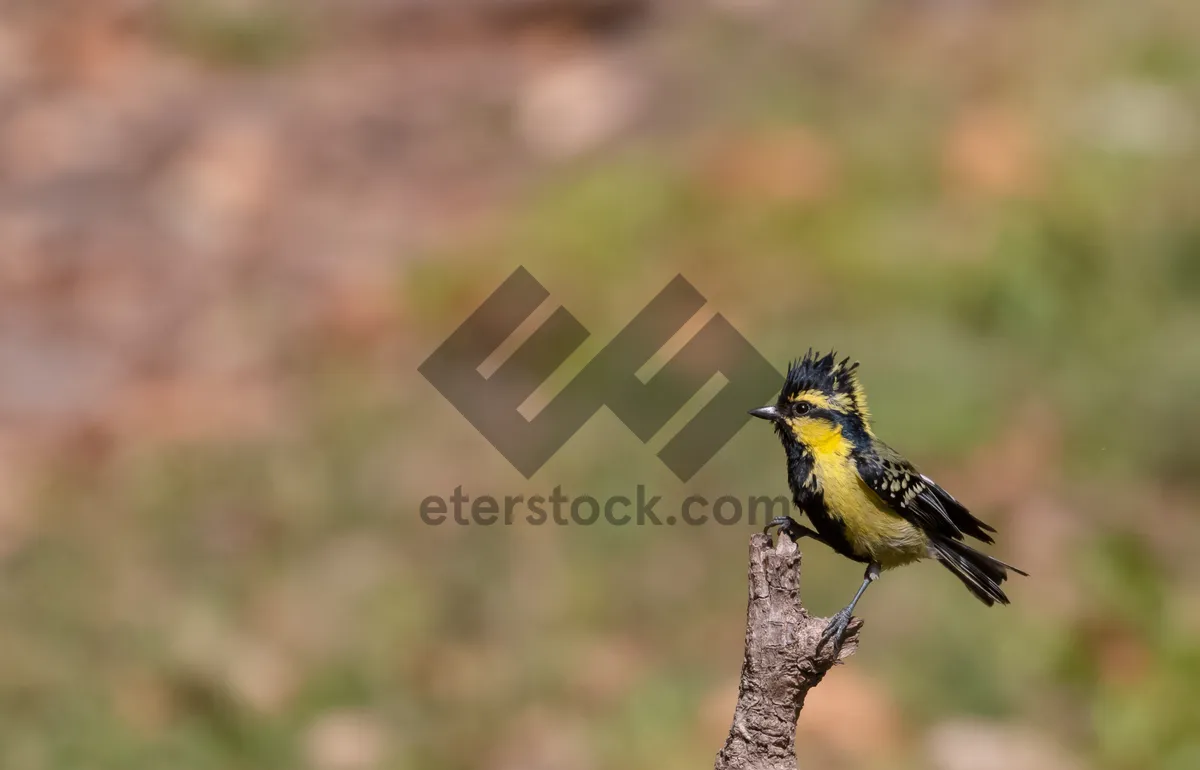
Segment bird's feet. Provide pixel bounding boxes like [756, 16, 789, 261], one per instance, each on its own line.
[816, 607, 855, 654]
[763, 516, 816, 544]
[763, 515, 795, 538]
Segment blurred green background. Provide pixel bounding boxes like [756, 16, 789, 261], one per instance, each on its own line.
[2, 1, 1199, 769]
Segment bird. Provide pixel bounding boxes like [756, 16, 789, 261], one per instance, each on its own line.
[748, 350, 1026, 651]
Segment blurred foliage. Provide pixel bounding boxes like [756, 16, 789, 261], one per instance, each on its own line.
[161, 0, 310, 68]
[1, 1, 1199, 770]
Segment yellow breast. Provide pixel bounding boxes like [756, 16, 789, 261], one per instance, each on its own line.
[801, 423, 928, 568]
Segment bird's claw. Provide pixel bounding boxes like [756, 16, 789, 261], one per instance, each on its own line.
[817, 608, 855, 654]
[763, 516, 801, 541]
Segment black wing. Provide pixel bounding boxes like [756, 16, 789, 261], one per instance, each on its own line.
[856, 440, 996, 544]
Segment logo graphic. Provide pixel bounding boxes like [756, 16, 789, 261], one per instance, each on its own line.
[420, 268, 781, 480]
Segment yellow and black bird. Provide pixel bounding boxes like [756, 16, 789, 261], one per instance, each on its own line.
[749, 350, 1026, 650]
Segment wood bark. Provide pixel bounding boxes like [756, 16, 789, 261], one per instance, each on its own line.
[714, 533, 861, 770]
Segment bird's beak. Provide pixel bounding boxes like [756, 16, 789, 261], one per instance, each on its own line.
[748, 405, 780, 421]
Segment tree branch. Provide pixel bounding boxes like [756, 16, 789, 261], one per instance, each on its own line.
[714, 533, 861, 770]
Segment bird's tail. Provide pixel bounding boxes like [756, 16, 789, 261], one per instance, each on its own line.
[930, 537, 1028, 606]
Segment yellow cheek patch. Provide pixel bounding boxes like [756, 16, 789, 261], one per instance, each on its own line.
[789, 418, 849, 456]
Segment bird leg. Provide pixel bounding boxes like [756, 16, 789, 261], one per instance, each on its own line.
[818, 562, 881, 652]
[763, 516, 822, 544]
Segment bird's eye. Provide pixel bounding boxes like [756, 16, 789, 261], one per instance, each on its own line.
[794, 402, 812, 416]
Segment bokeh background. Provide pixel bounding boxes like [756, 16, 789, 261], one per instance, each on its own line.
[3, 1, 1199, 769]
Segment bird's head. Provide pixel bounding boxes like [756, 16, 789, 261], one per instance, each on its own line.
[749, 350, 872, 450]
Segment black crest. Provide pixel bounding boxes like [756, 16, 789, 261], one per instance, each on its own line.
[781, 350, 870, 419]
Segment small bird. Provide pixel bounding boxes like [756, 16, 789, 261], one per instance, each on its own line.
[749, 350, 1026, 650]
